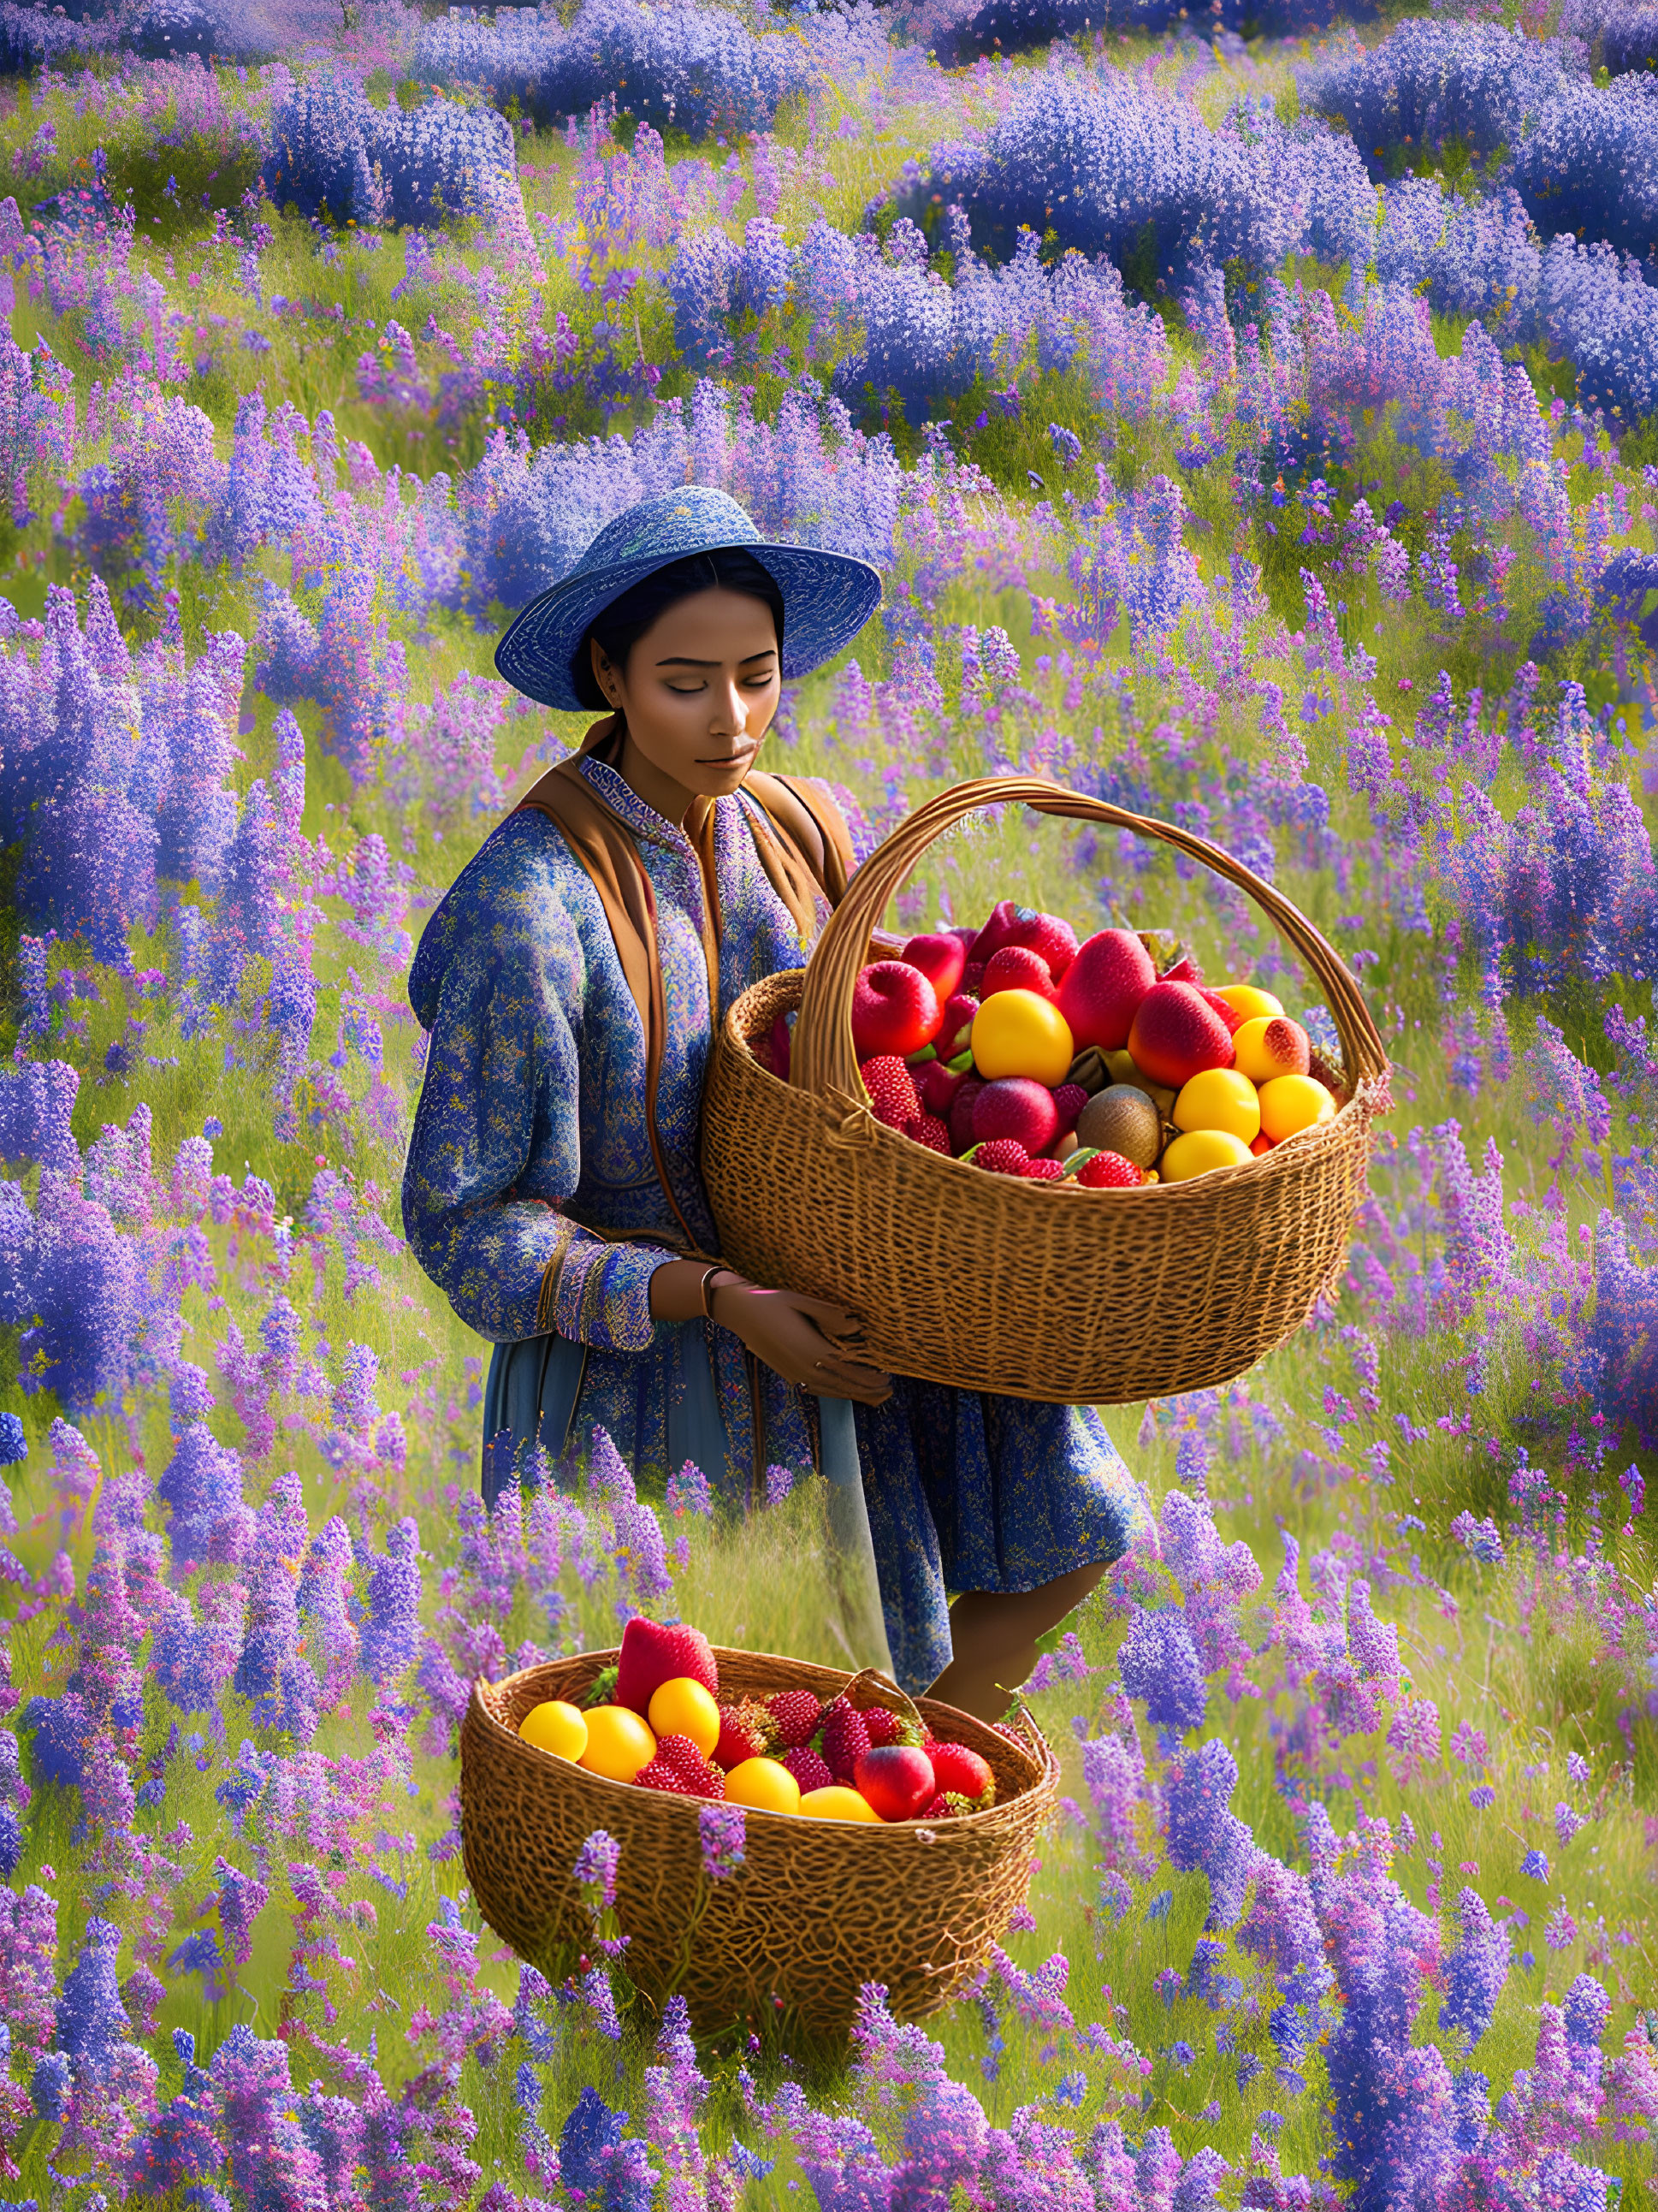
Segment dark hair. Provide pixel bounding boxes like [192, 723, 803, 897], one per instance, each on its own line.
[571, 546, 786, 713]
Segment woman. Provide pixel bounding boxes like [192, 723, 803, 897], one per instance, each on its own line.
[401, 486, 1148, 1723]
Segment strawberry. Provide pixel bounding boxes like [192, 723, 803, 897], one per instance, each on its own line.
[927, 1740, 996, 1807]
[1002, 908, 1079, 983]
[939, 992, 980, 1059]
[1023, 1157, 1065, 1181]
[815, 1697, 873, 1784]
[616, 1619, 718, 1717]
[780, 1743, 834, 1794]
[637, 1756, 708, 1797]
[714, 1698, 776, 1768]
[981, 945, 1057, 1001]
[1159, 952, 1202, 986]
[860, 1055, 921, 1130]
[862, 1704, 925, 1750]
[904, 1112, 951, 1154]
[654, 1735, 725, 1796]
[974, 1138, 1031, 1177]
[918, 1791, 955, 1820]
[655, 1734, 724, 1796]
[766, 1688, 823, 1748]
[1076, 1150, 1144, 1189]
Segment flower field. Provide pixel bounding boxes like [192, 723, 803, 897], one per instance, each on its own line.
[0, 0, 1655, 2197]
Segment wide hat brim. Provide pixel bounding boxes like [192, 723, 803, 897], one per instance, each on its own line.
[495, 535, 883, 713]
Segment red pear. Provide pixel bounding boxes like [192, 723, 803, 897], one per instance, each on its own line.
[1128, 981, 1236, 1089]
[948, 1075, 986, 1154]
[968, 899, 1021, 965]
[1055, 929, 1157, 1052]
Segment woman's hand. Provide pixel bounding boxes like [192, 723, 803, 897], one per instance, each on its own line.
[713, 1279, 892, 1406]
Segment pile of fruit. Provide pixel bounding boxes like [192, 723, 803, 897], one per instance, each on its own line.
[760, 901, 1343, 1187]
[517, 1618, 996, 1824]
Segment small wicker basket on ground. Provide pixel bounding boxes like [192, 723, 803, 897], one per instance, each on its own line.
[459, 1646, 1057, 2040]
[702, 774, 1391, 1403]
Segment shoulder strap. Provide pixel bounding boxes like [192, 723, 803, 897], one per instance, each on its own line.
[744, 770, 858, 913]
[513, 761, 714, 1264]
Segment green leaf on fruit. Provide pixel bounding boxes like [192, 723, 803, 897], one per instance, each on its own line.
[1061, 1148, 1099, 1177]
[960, 1143, 982, 1165]
[579, 1663, 619, 1710]
[907, 1044, 938, 1064]
[946, 1048, 975, 1073]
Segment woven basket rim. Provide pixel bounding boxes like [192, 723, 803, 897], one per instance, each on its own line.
[724, 971, 1384, 1199]
[469, 1646, 1061, 1835]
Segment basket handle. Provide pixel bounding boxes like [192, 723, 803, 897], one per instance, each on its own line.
[791, 776, 1389, 1106]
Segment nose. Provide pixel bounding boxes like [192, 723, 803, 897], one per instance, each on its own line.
[710, 672, 749, 733]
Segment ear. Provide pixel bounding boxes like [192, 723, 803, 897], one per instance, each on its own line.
[589, 636, 619, 705]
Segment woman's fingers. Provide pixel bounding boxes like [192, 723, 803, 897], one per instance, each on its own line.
[784, 1290, 867, 1337]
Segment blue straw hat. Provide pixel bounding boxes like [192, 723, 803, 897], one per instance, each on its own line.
[494, 486, 884, 713]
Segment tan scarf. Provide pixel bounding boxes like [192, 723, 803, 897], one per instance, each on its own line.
[513, 715, 856, 1259]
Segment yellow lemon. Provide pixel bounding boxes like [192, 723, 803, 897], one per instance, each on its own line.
[1258, 1073, 1336, 1142]
[798, 1785, 882, 1823]
[1214, 981, 1283, 1021]
[723, 1757, 802, 1816]
[1172, 1066, 1260, 1145]
[971, 989, 1075, 1087]
[518, 1699, 589, 1763]
[578, 1705, 657, 1784]
[647, 1675, 721, 1758]
[1160, 1129, 1254, 1181]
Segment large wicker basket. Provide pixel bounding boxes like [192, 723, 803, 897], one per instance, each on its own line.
[459, 1645, 1057, 2038]
[702, 774, 1390, 1403]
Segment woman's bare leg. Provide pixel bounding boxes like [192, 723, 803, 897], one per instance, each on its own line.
[921, 1559, 1109, 1725]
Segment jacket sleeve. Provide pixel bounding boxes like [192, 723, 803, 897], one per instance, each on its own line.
[400, 872, 678, 1349]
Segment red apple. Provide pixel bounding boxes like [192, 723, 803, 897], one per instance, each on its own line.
[903, 932, 968, 1001]
[852, 961, 941, 1060]
[855, 1744, 936, 1822]
[1055, 929, 1157, 1051]
[1128, 981, 1235, 1088]
[973, 1076, 1059, 1155]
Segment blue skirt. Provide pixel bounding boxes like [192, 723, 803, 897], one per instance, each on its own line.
[481, 1322, 1148, 1699]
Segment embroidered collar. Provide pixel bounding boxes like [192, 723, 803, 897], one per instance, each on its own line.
[576, 751, 710, 854]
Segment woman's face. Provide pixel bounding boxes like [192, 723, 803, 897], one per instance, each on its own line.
[591, 586, 781, 821]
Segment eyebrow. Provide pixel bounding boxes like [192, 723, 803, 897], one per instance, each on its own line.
[654, 649, 778, 667]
